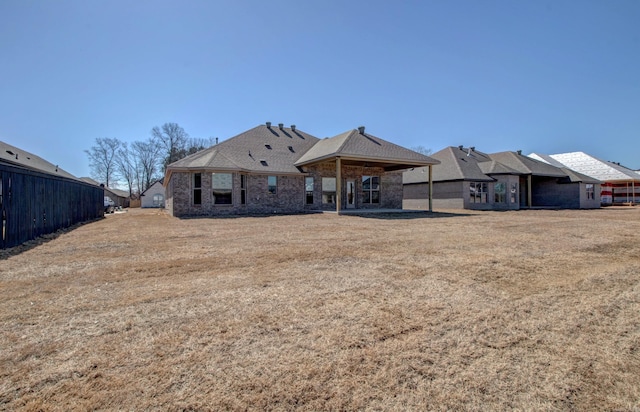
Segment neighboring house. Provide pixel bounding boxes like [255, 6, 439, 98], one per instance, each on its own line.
[0, 140, 103, 249]
[140, 179, 165, 208]
[529, 152, 639, 205]
[164, 123, 439, 217]
[79, 177, 130, 208]
[403, 146, 601, 211]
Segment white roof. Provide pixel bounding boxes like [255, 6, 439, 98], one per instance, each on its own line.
[528, 151, 640, 182]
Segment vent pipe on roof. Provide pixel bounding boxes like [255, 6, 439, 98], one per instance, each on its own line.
[215, 137, 218, 145]
[358, 126, 365, 134]
[470, 147, 475, 151]
[517, 150, 522, 155]
[458, 145, 463, 150]
[291, 125, 296, 131]
[266, 121, 271, 128]
[278, 123, 284, 130]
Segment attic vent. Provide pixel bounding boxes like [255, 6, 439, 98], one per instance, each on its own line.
[266, 121, 271, 128]
[288, 146, 295, 153]
[358, 126, 365, 134]
[260, 159, 268, 166]
[291, 125, 296, 131]
[517, 150, 522, 155]
[458, 145, 463, 150]
[265, 144, 272, 149]
[278, 123, 284, 130]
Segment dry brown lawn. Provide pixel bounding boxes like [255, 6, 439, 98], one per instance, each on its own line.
[1, 207, 639, 411]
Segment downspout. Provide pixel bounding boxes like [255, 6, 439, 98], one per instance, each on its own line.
[428, 164, 433, 212]
[336, 157, 342, 213]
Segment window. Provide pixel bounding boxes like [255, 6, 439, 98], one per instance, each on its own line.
[362, 176, 380, 204]
[510, 183, 518, 203]
[469, 182, 488, 203]
[586, 184, 595, 200]
[193, 173, 202, 205]
[305, 177, 314, 204]
[240, 175, 247, 205]
[153, 194, 164, 207]
[494, 182, 506, 203]
[268, 176, 277, 194]
[322, 177, 336, 204]
[212, 173, 233, 204]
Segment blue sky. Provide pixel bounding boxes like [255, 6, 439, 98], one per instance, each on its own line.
[1, 0, 639, 178]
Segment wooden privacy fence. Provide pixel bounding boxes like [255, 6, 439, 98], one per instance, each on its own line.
[0, 163, 104, 249]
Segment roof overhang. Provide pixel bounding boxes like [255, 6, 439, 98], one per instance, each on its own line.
[296, 154, 440, 172]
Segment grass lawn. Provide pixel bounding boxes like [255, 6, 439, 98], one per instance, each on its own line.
[1, 207, 639, 410]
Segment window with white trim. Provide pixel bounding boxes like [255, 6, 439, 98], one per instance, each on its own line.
[240, 175, 247, 205]
[268, 176, 277, 194]
[470, 182, 488, 203]
[193, 173, 202, 205]
[212, 173, 233, 204]
[362, 176, 380, 204]
[305, 177, 314, 204]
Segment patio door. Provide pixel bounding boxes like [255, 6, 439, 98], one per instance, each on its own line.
[346, 180, 356, 208]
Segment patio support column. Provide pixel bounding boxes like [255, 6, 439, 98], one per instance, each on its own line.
[527, 175, 532, 208]
[428, 164, 433, 212]
[336, 157, 342, 213]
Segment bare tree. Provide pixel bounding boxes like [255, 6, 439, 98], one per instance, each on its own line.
[411, 145, 432, 156]
[115, 143, 136, 197]
[132, 138, 163, 192]
[85, 137, 122, 187]
[151, 123, 189, 170]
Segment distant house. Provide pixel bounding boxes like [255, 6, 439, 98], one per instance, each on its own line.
[164, 123, 439, 217]
[140, 179, 165, 208]
[79, 177, 130, 208]
[529, 152, 639, 205]
[403, 146, 601, 210]
[0, 140, 103, 249]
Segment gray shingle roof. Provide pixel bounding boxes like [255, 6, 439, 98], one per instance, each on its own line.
[0, 140, 78, 180]
[488, 151, 568, 177]
[404, 146, 495, 184]
[168, 125, 320, 174]
[404, 146, 590, 184]
[295, 128, 439, 168]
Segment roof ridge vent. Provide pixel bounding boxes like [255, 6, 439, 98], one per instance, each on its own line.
[291, 125, 296, 131]
[358, 126, 365, 134]
[266, 121, 271, 128]
[278, 123, 284, 130]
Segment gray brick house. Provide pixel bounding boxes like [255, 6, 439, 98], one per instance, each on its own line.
[403, 146, 601, 210]
[164, 123, 439, 217]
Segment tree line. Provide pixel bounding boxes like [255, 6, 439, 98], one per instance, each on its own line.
[85, 123, 215, 196]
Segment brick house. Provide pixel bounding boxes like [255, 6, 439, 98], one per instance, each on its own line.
[403, 146, 601, 210]
[164, 123, 439, 217]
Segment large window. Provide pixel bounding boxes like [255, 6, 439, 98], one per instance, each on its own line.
[586, 184, 595, 200]
[193, 173, 202, 205]
[268, 176, 277, 194]
[362, 176, 380, 204]
[322, 177, 336, 204]
[212, 173, 233, 205]
[494, 182, 506, 203]
[469, 182, 488, 203]
[305, 177, 314, 204]
[240, 175, 247, 205]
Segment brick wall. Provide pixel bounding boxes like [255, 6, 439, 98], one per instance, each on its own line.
[167, 164, 406, 217]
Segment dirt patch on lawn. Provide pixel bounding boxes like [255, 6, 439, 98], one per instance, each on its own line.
[1, 207, 639, 410]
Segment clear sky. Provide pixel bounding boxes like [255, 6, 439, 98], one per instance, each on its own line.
[1, 0, 639, 179]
